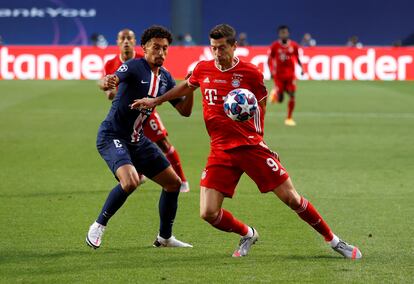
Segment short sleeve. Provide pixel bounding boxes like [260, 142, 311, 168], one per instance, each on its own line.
[115, 60, 136, 83]
[187, 61, 202, 88]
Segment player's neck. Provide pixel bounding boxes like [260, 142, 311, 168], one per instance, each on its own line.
[147, 61, 160, 75]
[217, 57, 237, 71]
[120, 50, 135, 62]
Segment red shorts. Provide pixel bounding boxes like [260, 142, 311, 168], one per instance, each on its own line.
[274, 77, 296, 94]
[143, 111, 168, 143]
[200, 142, 290, 198]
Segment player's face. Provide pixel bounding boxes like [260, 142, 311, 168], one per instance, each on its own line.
[210, 37, 236, 67]
[278, 29, 290, 40]
[117, 30, 136, 53]
[143, 38, 169, 67]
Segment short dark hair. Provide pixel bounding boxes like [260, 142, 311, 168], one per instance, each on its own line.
[209, 24, 236, 45]
[278, 25, 289, 32]
[141, 25, 173, 46]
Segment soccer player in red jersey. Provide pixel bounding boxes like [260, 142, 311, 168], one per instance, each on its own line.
[131, 24, 362, 259]
[101, 29, 190, 192]
[267, 25, 303, 126]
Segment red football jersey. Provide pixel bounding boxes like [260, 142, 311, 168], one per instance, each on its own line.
[104, 50, 144, 75]
[268, 40, 299, 78]
[188, 58, 267, 151]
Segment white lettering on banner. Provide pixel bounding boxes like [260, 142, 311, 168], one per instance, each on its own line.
[308, 55, 330, 80]
[81, 55, 103, 80]
[0, 47, 116, 80]
[0, 8, 96, 18]
[296, 48, 412, 81]
[14, 54, 35, 79]
[331, 56, 353, 80]
[397, 56, 413, 80]
[37, 54, 58, 79]
[59, 48, 81, 80]
[0, 47, 413, 80]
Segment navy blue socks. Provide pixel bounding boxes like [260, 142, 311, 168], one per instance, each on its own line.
[158, 189, 179, 239]
[96, 184, 129, 226]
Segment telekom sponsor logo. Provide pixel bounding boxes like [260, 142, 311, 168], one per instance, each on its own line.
[0, 46, 413, 80]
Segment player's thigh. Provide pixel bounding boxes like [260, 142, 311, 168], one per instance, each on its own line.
[115, 164, 140, 192]
[130, 137, 175, 184]
[200, 186, 225, 219]
[151, 165, 181, 192]
[200, 163, 243, 198]
[96, 135, 134, 177]
[275, 79, 285, 95]
[143, 111, 168, 145]
[236, 143, 289, 194]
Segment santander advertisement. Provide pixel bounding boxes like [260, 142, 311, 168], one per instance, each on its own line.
[0, 46, 413, 80]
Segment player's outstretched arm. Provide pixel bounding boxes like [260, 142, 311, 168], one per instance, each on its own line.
[174, 93, 194, 117]
[130, 81, 195, 111]
[99, 75, 119, 91]
[104, 89, 117, 100]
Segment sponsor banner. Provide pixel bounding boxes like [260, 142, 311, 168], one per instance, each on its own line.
[1, 46, 413, 80]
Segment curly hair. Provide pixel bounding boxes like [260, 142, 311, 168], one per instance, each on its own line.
[209, 24, 236, 45]
[141, 25, 173, 46]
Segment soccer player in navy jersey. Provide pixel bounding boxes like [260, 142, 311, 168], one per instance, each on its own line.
[86, 26, 193, 249]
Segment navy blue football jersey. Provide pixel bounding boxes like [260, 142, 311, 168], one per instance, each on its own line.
[99, 58, 180, 143]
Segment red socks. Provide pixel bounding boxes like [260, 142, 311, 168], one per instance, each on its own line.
[165, 146, 186, 182]
[295, 197, 333, 241]
[210, 209, 248, 236]
[287, 97, 295, 119]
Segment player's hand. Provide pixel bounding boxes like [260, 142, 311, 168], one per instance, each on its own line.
[102, 75, 118, 90]
[130, 97, 158, 110]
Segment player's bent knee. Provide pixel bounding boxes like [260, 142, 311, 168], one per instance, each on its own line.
[162, 176, 181, 192]
[200, 209, 220, 223]
[120, 178, 139, 193]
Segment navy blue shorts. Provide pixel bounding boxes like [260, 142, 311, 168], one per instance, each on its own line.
[96, 133, 170, 179]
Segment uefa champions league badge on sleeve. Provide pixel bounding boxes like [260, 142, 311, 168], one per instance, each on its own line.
[231, 73, 243, 88]
[117, 64, 128, 72]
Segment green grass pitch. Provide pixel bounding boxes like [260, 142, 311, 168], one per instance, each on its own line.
[0, 80, 413, 283]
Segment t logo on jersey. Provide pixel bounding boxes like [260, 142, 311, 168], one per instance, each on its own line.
[204, 89, 218, 105]
[117, 64, 128, 72]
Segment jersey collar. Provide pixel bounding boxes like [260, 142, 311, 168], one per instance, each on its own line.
[214, 57, 240, 72]
[278, 39, 291, 46]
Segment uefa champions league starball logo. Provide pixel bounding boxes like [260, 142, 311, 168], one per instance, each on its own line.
[223, 88, 258, 122]
[117, 64, 128, 72]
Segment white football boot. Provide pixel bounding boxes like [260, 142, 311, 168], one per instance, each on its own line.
[180, 181, 190, 193]
[86, 221, 106, 249]
[153, 235, 193, 248]
[232, 227, 259, 257]
[332, 239, 362, 259]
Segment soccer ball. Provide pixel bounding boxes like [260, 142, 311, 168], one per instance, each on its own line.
[223, 88, 258, 122]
